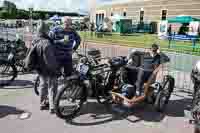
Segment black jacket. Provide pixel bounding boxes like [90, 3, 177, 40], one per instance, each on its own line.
[25, 35, 59, 77]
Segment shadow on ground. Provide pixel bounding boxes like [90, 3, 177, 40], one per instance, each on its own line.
[66, 101, 124, 126]
[1, 80, 34, 89]
[66, 98, 193, 126]
[0, 105, 24, 118]
[126, 98, 192, 123]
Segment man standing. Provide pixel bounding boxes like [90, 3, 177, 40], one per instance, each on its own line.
[25, 20, 59, 114]
[49, 16, 81, 77]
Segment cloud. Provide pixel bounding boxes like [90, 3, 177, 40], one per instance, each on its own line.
[0, 0, 134, 12]
[0, 0, 88, 12]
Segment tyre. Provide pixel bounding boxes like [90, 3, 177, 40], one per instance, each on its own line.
[154, 75, 175, 112]
[191, 89, 200, 121]
[0, 59, 17, 87]
[55, 80, 86, 119]
[34, 75, 40, 96]
[192, 85, 200, 109]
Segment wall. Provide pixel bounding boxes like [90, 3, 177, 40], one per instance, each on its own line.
[94, 0, 200, 23]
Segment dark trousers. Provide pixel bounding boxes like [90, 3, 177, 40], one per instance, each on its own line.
[122, 66, 153, 90]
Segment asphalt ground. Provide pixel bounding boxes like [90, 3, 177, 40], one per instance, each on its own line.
[0, 72, 196, 133]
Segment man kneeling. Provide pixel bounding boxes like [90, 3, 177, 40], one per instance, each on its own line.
[112, 44, 161, 107]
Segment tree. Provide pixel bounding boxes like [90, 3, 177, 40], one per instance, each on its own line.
[2, 0, 17, 19]
[32, 12, 40, 20]
[45, 14, 50, 20]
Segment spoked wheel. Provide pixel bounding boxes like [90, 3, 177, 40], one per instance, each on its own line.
[192, 85, 200, 109]
[191, 89, 200, 121]
[0, 59, 17, 87]
[55, 80, 86, 119]
[192, 83, 200, 107]
[154, 75, 175, 112]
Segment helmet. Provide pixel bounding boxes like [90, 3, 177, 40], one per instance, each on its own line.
[191, 61, 200, 83]
[127, 50, 143, 67]
[121, 84, 136, 99]
[109, 56, 127, 68]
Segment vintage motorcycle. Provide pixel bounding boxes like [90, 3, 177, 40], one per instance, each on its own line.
[54, 51, 127, 119]
[190, 61, 200, 133]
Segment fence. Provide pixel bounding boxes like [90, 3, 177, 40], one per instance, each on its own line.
[0, 26, 198, 94]
[84, 42, 198, 94]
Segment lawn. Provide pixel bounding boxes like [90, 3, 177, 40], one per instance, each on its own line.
[79, 32, 200, 56]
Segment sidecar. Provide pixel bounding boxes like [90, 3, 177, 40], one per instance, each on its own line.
[113, 50, 175, 112]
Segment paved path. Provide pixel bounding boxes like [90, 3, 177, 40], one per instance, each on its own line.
[0, 73, 196, 133]
[0, 29, 197, 133]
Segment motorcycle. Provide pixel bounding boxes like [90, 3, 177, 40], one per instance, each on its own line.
[54, 54, 128, 119]
[190, 61, 200, 132]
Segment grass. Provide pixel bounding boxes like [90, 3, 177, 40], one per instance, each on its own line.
[79, 32, 200, 56]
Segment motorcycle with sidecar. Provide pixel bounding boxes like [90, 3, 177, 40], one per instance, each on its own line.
[111, 50, 175, 112]
[54, 49, 175, 120]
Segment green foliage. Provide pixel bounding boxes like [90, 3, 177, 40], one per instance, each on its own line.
[0, 1, 83, 19]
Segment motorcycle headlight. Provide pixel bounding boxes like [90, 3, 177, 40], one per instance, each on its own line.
[80, 57, 88, 64]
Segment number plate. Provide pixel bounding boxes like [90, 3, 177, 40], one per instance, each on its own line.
[77, 63, 89, 75]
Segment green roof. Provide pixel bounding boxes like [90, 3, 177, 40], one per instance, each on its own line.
[167, 15, 200, 23]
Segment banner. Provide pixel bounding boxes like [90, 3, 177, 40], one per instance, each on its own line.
[188, 21, 200, 36]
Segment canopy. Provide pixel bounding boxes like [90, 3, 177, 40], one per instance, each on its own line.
[49, 15, 61, 21]
[167, 15, 200, 23]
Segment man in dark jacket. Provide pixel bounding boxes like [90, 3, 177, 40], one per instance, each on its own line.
[25, 20, 59, 113]
[49, 16, 81, 77]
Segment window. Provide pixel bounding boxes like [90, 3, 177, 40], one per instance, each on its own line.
[123, 12, 126, 17]
[96, 14, 98, 25]
[161, 10, 167, 20]
[140, 10, 144, 22]
[111, 12, 113, 16]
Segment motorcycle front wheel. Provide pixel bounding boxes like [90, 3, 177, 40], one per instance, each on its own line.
[55, 80, 86, 120]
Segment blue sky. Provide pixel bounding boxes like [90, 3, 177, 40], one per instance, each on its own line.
[0, 0, 108, 11]
[0, 0, 132, 12]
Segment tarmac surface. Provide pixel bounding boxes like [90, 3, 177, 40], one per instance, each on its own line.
[0, 28, 198, 133]
[0, 73, 195, 133]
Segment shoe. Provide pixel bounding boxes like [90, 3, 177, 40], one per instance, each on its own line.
[40, 105, 48, 110]
[50, 109, 55, 114]
[40, 103, 49, 110]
